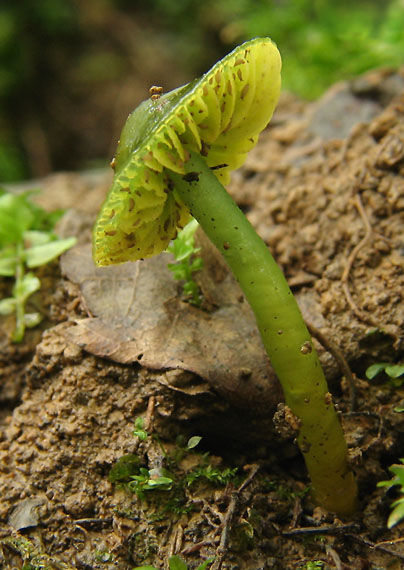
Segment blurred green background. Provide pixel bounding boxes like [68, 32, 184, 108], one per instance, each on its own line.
[1, 0, 403, 182]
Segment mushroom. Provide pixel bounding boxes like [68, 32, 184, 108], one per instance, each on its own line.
[93, 38, 357, 515]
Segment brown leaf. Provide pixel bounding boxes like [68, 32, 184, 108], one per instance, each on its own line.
[61, 244, 281, 409]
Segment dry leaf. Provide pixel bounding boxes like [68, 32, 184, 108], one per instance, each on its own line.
[61, 244, 281, 409]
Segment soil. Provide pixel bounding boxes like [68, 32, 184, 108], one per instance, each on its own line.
[1, 67, 404, 570]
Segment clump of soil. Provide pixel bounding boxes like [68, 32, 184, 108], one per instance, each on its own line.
[0, 67, 404, 569]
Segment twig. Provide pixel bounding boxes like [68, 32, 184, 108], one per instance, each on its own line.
[210, 464, 259, 570]
[74, 517, 112, 528]
[181, 540, 214, 555]
[167, 524, 184, 566]
[144, 395, 156, 433]
[326, 545, 343, 570]
[377, 536, 404, 547]
[341, 192, 375, 324]
[307, 322, 357, 411]
[347, 533, 404, 561]
[282, 522, 359, 537]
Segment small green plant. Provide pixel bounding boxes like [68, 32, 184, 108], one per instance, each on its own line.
[128, 467, 174, 499]
[109, 424, 237, 514]
[366, 362, 404, 387]
[0, 189, 76, 342]
[298, 562, 324, 570]
[133, 554, 214, 570]
[109, 420, 207, 503]
[167, 218, 203, 307]
[366, 362, 404, 412]
[378, 458, 404, 528]
[133, 416, 149, 440]
[186, 460, 238, 487]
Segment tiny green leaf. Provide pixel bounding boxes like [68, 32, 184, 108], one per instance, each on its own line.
[23, 312, 42, 328]
[169, 556, 188, 570]
[133, 417, 148, 440]
[0, 193, 34, 245]
[23, 230, 53, 247]
[366, 362, 390, 379]
[0, 297, 16, 315]
[186, 435, 202, 450]
[24, 237, 77, 268]
[387, 498, 404, 529]
[0, 252, 17, 276]
[196, 558, 215, 570]
[146, 475, 173, 488]
[378, 459, 404, 528]
[385, 364, 404, 379]
[13, 273, 40, 301]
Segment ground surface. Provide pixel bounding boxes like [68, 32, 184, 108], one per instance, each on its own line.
[0, 68, 404, 570]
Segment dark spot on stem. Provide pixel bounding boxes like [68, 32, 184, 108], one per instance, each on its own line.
[183, 172, 200, 183]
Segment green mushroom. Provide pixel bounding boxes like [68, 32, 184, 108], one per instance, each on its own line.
[93, 38, 357, 516]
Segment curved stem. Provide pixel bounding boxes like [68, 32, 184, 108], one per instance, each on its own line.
[170, 152, 357, 516]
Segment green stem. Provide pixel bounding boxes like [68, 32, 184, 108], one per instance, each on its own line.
[170, 152, 357, 515]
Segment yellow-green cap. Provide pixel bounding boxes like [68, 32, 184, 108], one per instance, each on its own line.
[93, 37, 281, 266]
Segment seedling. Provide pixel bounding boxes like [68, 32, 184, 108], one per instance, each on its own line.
[378, 459, 404, 528]
[93, 38, 357, 515]
[129, 467, 174, 499]
[366, 362, 404, 412]
[167, 218, 203, 306]
[186, 460, 238, 487]
[133, 416, 149, 440]
[299, 562, 324, 570]
[0, 189, 76, 342]
[366, 362, 404, 387]
[133, 554, 214, 570]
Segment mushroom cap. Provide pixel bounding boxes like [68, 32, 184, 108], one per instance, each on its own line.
[93, 37, 281, 266]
